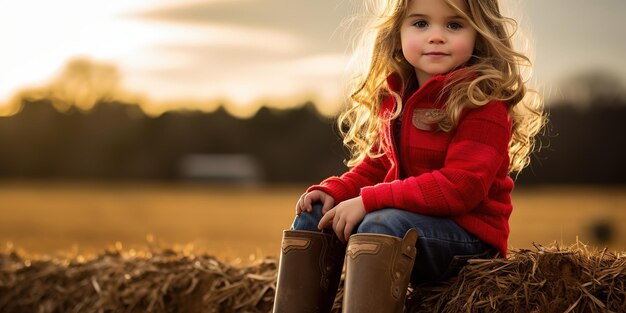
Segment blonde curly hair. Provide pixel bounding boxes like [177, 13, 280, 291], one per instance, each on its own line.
[340, 0, 546, 173]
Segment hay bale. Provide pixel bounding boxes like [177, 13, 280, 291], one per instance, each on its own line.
[1, 244, 624, 312]
[405, 244, 626, 313]
[0, 248, 277, 313]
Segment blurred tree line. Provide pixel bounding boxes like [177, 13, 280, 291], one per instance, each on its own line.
[0, 92, 624, 185]
[2, 59, 623, 185]
[0, 100, 345, 184]
[516, 96, 626, 185]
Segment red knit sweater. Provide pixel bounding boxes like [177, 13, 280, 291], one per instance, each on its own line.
[308, 72, 514, 257]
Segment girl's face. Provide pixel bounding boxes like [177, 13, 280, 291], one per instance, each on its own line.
[400, 0, 477, 85]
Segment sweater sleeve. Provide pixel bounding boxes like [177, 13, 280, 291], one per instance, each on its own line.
[360, 101, 511, 216]
[307, 152, 390, 204]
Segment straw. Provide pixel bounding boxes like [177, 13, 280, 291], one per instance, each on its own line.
[1, 242, 624, 312]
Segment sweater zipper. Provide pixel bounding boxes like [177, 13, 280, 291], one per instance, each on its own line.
[390, 117, 401, 179]
[394, 101, 412, 179]
[393, 81, 432, 179]
[391, 97, 411, 179]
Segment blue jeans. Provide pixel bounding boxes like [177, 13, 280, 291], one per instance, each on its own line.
[292, 203, 493, 284]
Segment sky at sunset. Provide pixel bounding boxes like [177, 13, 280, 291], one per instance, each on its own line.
[1, 0, 625, 117]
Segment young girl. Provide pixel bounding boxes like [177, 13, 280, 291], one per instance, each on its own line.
[273, 0, 545, 312]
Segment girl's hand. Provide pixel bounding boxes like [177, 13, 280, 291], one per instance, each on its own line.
[318, 196, 366, 243]
[296, 190, 335, 216]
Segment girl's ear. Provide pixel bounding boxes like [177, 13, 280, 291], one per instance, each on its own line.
[391, 37, 402, 59]
[394, 49, 405, 63]
[394, 37, 404, 55]
[473, 36, 486, 57]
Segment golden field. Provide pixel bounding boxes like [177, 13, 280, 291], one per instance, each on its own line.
[1, 181, 624, 260]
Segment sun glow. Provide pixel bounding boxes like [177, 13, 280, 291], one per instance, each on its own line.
[2, 2, 111, 94]
[0, 0, 349, 117]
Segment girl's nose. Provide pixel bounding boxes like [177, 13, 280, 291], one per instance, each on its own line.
[428, 28, 446, 44]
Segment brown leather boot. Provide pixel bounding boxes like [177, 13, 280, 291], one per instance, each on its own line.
[342, 229, 418, 313]
[272, 230, 346, 313]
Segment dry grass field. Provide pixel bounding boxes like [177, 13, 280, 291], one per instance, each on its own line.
[1, 181, 624, 260]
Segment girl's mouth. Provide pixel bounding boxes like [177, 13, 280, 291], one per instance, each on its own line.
[424, 52, 449, 56]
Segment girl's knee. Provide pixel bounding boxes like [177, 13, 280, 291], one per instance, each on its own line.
[356, 209, 406, 237]
[291, 202, 324, 231]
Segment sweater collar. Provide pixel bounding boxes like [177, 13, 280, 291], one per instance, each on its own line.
[385, 68, 471, 97]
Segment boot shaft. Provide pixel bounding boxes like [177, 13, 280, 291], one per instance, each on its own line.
[343, 229, 417, 313]
[273, 230, 346, 313]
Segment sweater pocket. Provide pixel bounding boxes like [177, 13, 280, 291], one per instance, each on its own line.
[411, 108, 443, 131]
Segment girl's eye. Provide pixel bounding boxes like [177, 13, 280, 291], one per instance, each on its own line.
[447, 22, 463, 30]
[413, 20, 428, 28]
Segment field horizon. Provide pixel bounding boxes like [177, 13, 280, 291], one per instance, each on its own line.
[1, 180, 624, 261]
